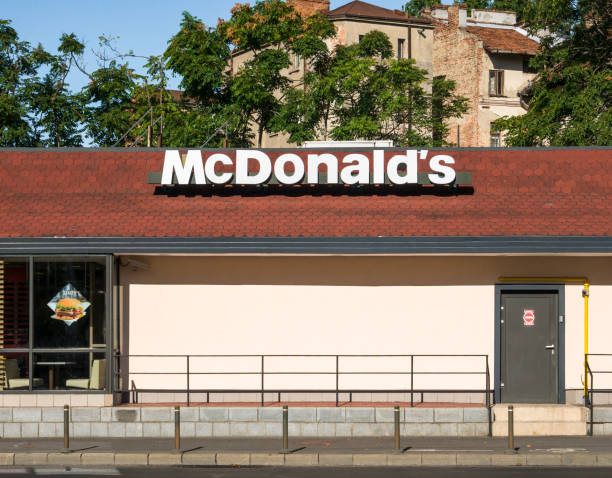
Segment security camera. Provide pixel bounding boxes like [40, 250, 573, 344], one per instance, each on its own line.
[124, 259, 149, 271]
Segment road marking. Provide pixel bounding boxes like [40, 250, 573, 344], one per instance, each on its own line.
[534, 448, 588, 453]
[34, 468, 120, 475]
[411, 449, 491, 452]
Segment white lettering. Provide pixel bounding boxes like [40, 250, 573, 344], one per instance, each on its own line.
[387, 151, 417, 185]
[373, 150, 385, 184]
[429, 155, 456, 184]
[341, 154, 369, 185]
[161, 150, 205, 185]
[275, 153, 305, 185]
[307, 154, 339, 184]
[235, 150, 272, 184]
[205, 153, 233, 184]
[158, 150, 458, 187]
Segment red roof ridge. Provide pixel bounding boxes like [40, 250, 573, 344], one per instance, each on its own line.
[465, 26, 539, 55]
[327, 0, 431, 24]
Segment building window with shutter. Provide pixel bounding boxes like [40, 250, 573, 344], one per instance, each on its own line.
[397, 39, 405, 59]
[489, 70, 504, 96]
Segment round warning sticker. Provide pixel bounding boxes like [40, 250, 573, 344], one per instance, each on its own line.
[523, 309, 535, 326]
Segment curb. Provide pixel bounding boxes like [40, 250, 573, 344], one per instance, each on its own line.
[2, 452, 612, 467]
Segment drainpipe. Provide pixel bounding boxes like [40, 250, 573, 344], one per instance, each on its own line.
[498, 277, 589, 399]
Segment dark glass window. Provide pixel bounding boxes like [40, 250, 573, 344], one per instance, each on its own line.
[397, 39, 405, 59]
[33, 258, 106, 349]
[0, 259, 29, 349]
[523, 56, 537, 73]
[0, 256, 109, 392]
[33, 352, 105, 391]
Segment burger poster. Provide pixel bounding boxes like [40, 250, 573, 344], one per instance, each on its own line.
[47, 283, 91, 326]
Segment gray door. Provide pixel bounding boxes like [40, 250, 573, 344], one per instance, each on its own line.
[500, 292, 558, 403]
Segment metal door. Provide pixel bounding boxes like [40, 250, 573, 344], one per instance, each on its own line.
[500, 292, 558, 403]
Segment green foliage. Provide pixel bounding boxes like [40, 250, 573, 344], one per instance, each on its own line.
[81, 61, 136, 146]
[403, 0, 437, 17]
[1, 0, 468, 148]
[0, 19, 45, 146]
[495, 0, 611, 146]
[274, 31, 468, 147]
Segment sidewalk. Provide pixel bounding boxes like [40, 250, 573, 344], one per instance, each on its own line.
[0, 436, 610, 467]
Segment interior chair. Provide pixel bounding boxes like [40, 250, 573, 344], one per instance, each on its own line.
[66, 359, 106, 390]
[4, 359, 43, 389]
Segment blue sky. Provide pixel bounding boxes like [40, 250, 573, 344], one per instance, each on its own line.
[3, 0, 427, 91]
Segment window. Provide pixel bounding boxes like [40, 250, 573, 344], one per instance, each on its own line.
[489, 70, 504, 96]
[358, 35, 364, 42]
[397, 39, 405, 59]
[293, 53, 301, 70]
[490, 122, 501, 147]
[522, 56, 537, 73]
[0, 256, 110, 392]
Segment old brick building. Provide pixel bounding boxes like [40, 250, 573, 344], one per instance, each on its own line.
[425, 4, 539, 147]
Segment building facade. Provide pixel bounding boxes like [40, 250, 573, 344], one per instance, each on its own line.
[0, 147, 611, 413]
[424, 5, 538, 147]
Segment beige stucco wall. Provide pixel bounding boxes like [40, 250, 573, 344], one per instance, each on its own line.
[332, 19, 433, 75]
[477, 51, 536, 146]
[120, 255, 612, 394]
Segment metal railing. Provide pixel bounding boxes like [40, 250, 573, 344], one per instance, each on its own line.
[584, 353, 612, 436]
[114, 353, 492, 430]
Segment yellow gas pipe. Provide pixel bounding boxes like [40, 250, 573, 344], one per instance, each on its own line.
[498, 277, 589, 398]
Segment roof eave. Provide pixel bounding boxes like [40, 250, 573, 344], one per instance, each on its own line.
[328, 13, 433, 27]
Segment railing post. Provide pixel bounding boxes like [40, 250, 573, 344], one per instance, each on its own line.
[186, 355, 190, 407]
[174, 405, 181, 452]
[335, 355, 339, 407]
[584, 354, 589, 407]
[261, 355, 265, 407]
[486, 356, 492, 437]
[410, 355, 414, 408]
[62, 404, 70, 453]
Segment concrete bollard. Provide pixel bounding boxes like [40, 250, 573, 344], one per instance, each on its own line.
[508, 405, 514, 451]
[62, 404, 70, 453]
[174, 405, 181, 452]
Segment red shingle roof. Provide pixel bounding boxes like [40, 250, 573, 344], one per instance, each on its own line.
[466, 26, 539, 55]
[0, 149, 611, 238]
[328, 1, 431, 25]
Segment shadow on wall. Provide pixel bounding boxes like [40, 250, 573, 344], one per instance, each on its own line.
[119, 256, 612, 287]
[154, 184, 475, 198]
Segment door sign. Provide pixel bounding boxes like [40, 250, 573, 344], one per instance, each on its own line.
[523, 309, 535, 326]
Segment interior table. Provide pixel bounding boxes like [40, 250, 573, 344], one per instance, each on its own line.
[35, 361, 77, 390]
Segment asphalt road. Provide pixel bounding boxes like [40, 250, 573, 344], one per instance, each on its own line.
[1, 468, 612, 477]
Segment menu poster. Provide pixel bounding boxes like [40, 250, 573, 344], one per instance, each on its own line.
[47, 283, 91, 326]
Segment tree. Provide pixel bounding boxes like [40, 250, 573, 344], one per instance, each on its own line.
[27, 33, 85, 147]
[494, 0, 611, 146]
[165, 1, 335, 147]
[275, 31, 468, 147]
[0, 19, 48, 146]
[403, 0, 437, 17]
